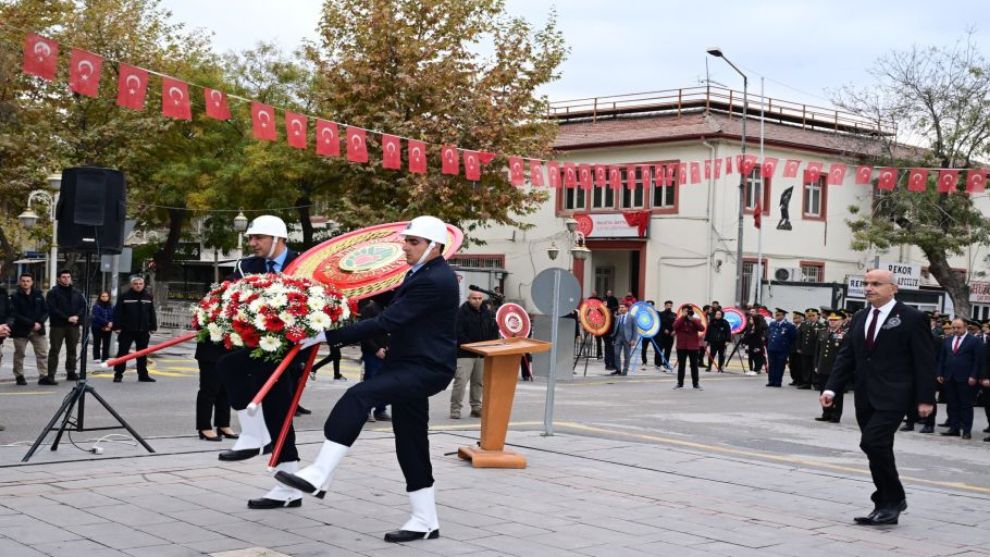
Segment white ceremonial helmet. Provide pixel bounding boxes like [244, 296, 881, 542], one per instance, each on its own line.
[245, 215, 288, 239]
[398, 216, 448, 244]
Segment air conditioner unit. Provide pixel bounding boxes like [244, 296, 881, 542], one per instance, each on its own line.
[773, 267, 805, 282]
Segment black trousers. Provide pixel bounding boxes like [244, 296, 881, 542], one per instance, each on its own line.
[603, 333, 615, 369]
[789, 353, 803, 384]
[818, 379, 843, 420]
[641, 337, 661, 366]
[658, 335, 674, 366]
[983, 386, 990, 426]
[748, 346, 765, 372]
[324, 366, 453, 492]
[800, 354, 816, 386]
[707, 342, 726, 370]
[944, 379, 978, 433]
[595, 335, 603, 358]
[219, 349, 299, 464]
[92, 329, 112, 361]
[114, 330, 151, 376]
[196, 359, 231, 430]
[676, 349, 700, 387]
[855, 405, 906, 506]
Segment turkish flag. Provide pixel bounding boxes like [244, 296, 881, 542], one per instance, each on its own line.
[690, 162, 701, 184]
[285, 112, 308, 149]
[714, 158, 722, 179]
[736, 155, 744, 174]
[854, 165, 873, 185]
[753, 198, 762, 229]
[563, 163, 577, 189]
[408, 140, 427, 173]
[381, 134, 401, 169]
[608, 166, 622, 191]
[204, 88, 231, 120]
[68, 48, 102, 97]
[741, 155, 758, 177]
[508, 156, 525, 186]
[966, 168, 987, 193]
[762, 157, 779, 179]
[464, 150, 481, 180]
[161, 77, 191, 120]
[704, 160, 711, 180]
[937, 169, 959, 193]
[805, 162, 823, 182]
[346, 126, 368, 162]
[827, 163, 847, 186]
[783, 159, 801, 178]
[665, 164, 676, 187]
[529, 160, 545, 187]
[579, 164, 593, 190]
[626, 165, 637, 190]
[907, 168, 928, 192]
[251, 102, 277, 141]
[655, 164, 668, 186]
[877, 168, 898, 190]
[316, 120, 340, 157]
[725, 155, 733, 174]
[22, 33, 58, 81]
[639, 164, 652, 186]
[441, 145, 459, 175]
[547, 161, 562, 188]
[478, 152, 496, 165]
[678, 163, 687, 186]
[117, 63, 149, 110]
[594, 165, 607, 187]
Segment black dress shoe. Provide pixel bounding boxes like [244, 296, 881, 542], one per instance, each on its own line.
[815, 416, 830, 421]
[899, 424, 914, 432]
[274, 471, 326, 498]
[919, 425, 934, 433]
[294, 405, 312, 416]
[38, 376, 58, 386]
[66, 372, 79, 381]
[112, 375, 122, 383]
[983, 426, 990, 433]
[218, 443, 272, 461]
[940, 430, 961, 437]
[855, 502, 904, 525]
[962, 432, 972, 439]
[15, 376, 27, 386]
[797, 384, 812, 390]
[384, 529, 439, 543]
[247, 497, 302, 509]
[198, 430, 222, 442]
[829, 418, 841, 423]
[137, 375, 156, 382]
[608, 371, 621, 376]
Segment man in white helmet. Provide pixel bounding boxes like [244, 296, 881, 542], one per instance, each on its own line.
[235, 215, 298, 278]
[275, 216, 459, 543]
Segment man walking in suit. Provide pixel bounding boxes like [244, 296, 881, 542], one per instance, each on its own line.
[937, 318, 982, 439]
[610, 304, 634, 376]
[821, 269, 935, 526]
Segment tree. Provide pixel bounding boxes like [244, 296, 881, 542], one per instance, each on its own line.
[835, 34, 990, 316]
[305, 0, 566, 239]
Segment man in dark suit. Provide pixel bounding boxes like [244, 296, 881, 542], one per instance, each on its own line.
[610, 303, 635, 376]
[821, 269, 935, 526]
[214, 215, 311, 510]
[276, 216, 458, 544]
[936, 318, 982, 439]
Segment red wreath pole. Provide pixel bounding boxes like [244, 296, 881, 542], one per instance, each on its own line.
[103, 331, 197, 368]
[267, 346, 320, 469]
[248, 344, 302, 413]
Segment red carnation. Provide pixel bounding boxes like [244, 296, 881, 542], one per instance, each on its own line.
[265, 315, 285, 332]
[285, 326, 306, 343]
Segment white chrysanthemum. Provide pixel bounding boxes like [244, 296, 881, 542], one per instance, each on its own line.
[229, 333, 244, 347]
[221, 288, 235, 301]
[308, 285, 326, 298]
[278, 311, 296, 328]
[207, 323, 224, 343]
[307, 311, 332, 330]
[339, 298, 350, 320]
[196, 309, 209, 326]
[268, 293, 288, 309]
[254, 314, 268, 331]
[308, 296, 326, 311]
[248, 299, 265, 313]
[259, 335, 282, 352]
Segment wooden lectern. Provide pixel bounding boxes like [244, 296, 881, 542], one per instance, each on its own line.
[457, 337, 551, 468]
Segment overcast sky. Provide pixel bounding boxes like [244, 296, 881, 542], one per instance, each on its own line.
[163, 0, 988, 109]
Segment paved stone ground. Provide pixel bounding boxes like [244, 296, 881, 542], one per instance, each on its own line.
[2, 425, 990, 557]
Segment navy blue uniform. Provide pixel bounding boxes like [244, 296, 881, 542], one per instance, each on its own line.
[322, 256, 458, 492]
[766, 319, 797, 386]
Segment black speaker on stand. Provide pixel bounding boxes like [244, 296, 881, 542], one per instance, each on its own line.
[23, 167, 153, 462]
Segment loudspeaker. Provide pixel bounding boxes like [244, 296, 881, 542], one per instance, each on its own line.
[56, 167, 126, 254]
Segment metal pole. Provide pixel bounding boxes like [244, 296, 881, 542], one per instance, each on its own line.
[543, 268, 561, 436]
[755, 77, 765, 305]
[49, 194, 59, 290]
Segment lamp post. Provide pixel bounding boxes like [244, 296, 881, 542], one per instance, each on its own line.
[233, 210, 249, 259]
[18, 174, 62, 289]
[707, 47, 748, 305]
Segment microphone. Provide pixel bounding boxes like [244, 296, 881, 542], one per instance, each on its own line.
[468, 284, 502, 299]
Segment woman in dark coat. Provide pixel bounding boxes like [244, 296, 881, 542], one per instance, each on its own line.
[704, 309, 732, 372]
[90, 291, 114, 362]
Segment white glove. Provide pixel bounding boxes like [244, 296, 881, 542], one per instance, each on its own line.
[299, 331, 326, 349]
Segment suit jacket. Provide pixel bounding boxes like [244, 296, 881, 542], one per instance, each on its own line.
[612, 313, 635, 344]
[937, 334, 983, 382]
[767, 319, 797, 353]
[326, 256, 458, 376]
[233, 248, 300, 279]
[826, 301, 936, 412]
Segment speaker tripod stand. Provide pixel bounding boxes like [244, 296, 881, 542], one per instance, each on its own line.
[22, 252, 153, 462]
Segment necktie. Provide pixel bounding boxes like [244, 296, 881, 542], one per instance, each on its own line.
[865, 308, 880, 351]
[953, 336, 961, 353]
[266, 260, 276, 273]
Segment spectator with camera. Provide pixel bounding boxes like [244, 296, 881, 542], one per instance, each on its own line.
[673, 305, 705, 389]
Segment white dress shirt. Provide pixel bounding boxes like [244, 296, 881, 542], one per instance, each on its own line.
[823, 297, 897, 399]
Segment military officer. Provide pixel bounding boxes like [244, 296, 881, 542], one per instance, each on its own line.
[788, 311, 805, 386]
[814, 309, 847, 423]
[796, 308, 824, 389]
[766, 308, 797, 387]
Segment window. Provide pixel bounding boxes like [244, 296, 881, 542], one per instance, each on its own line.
[742, 258, 768, 304]
[448, 254, 505, 270]
[621, 167, 644, 208]
[592, 182, 614, 209]
[802, 175, 827, 220]
[594, 266, 614, 295]
[743, 169, 770, 214]
[972, 305, 990, 321]
[652, 167, 676, 209]
[564, 185, 587, 211]
[800, 261, 824, 282]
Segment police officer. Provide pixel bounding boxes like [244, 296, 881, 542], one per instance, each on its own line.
[766, 308, 797, 387]
[275, 216, 458, 543]
[111, 275, 157, 382]
[796, 308, 824, 389]
[212, 215, 309, 510]
[814, 309, 847, 423]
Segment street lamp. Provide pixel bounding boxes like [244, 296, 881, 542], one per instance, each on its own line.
[233, 210, 249, 258]
[707, 46, 749, 306]
[19, 174, 61, 289]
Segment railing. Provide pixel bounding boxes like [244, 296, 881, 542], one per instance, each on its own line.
[548, 85, 891, 136]
[157, 301, 195, 332]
